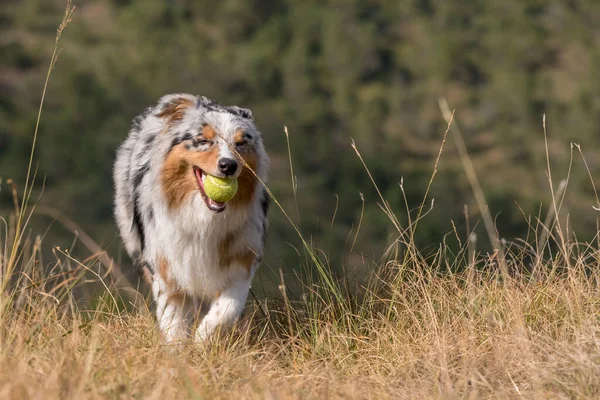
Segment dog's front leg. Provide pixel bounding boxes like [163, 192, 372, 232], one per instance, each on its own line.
[153, 276, 194, 344]
[195, 278, 251, 341]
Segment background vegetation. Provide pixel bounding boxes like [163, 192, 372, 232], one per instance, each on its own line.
[2, 0, 600, 288]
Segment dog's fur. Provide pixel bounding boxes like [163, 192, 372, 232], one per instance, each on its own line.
[113, 94, 269, 342]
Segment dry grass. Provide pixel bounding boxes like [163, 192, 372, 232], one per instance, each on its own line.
[1, 239, 599, 399]
[2, 3, 600, 399]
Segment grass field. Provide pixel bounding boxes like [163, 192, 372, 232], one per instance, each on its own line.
[2, 4, 600, 399]
[1, 228, 599, 399]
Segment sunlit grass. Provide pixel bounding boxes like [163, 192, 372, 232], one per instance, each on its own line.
[1, 226, 599, 398]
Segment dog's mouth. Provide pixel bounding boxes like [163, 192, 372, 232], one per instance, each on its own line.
[193, 167, 226, 213]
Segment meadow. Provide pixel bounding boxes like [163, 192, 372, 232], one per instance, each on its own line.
[2, 188, 600, 399]
[1, 3, 600, 399]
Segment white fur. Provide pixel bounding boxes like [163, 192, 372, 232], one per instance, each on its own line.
[195, 276, 252, 341]
[113, 94, 269, 343]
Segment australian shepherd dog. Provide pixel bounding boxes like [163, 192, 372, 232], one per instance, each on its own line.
[113, 94, 269, 343]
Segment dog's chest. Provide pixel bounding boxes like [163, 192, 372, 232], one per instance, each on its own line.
[167, 234, 234, 298]
[149, 196, 251, 298]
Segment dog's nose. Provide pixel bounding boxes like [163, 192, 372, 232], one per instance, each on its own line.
[218, 158, 238, 176]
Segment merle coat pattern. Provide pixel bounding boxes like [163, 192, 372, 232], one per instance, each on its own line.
[114, 94, 269, 342]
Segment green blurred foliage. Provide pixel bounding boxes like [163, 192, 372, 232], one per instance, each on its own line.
[1, 0, 600, 280]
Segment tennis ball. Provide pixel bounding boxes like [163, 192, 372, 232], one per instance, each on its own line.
[203, 175, 238, 203]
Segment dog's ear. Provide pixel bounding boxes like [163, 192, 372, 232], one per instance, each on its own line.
[226, 106, 253, 120]
[156, 94, 196, 125]
[197, 96, 218, 110]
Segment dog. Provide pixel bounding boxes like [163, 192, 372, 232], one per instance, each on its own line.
[113, 94, 269, 342]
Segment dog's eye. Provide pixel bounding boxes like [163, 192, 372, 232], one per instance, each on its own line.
[197, 138, 211, 146]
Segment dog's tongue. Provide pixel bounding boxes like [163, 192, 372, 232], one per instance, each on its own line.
[208, 198, 225, 207]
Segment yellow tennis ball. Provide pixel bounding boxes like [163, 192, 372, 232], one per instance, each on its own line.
[203, 175, 238, 203]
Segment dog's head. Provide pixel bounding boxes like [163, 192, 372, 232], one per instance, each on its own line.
[156, 94, 267, 214]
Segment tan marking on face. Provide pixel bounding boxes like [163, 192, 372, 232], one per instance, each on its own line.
[233, 129, 245, 145]
[230, 151, 259, 209]
[202, 125, 216, 140]
[157, 97, 195, 126]
[218, 233, 255, 272]
[161, 141, 222, 210]
[160, 145, 197, 210]
[189, 144, 220, 176]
